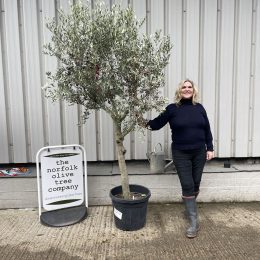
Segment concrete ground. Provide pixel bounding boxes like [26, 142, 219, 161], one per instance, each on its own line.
[0, 202, 260, 260]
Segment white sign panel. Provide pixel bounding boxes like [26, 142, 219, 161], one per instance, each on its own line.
[40, 147, 84, 211]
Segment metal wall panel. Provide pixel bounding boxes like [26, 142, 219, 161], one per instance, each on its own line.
[218, 0, 235, 157]
[234, 0, 252, 157]
[201, 0, 217, 153]
[150, 0, 165, 153]
[252, 0, 260, 155]
[42, 1, 62, 147]
[0, 0, 259, 163]
[132, 0, 149, 159]
[186, 0, 200, 82]
[59, 0, 80, 146]
[167, 0, 182, 156]
[22, 0, 44, 162]
[0, 21, 9, 163]
[83, 112, 97, 161]
[3, 0, 27, 162]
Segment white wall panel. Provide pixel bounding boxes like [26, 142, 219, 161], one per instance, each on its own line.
[252, 0, 260, 156]
[63, 103, 79, 144]
[186, 0, 200, 82]
[168, 0, 182, 98]
[218, 0, 235, 157]
[167, 0, 182, 156]
[132, 0, 148, 159]
[42, 0, 62, 146]
[234, 0, 252, 157]
[114, 0, 128, 8]
[22, 0, 44, 161]
[0, 0, 259, 162]
[132, 0, 146, 29]
[59, 0, 70, 9]
[201, 0, 217, 149]
[99, 111, 115, 160]
[0, 26, 9, 163]
[83, 111, 97, 161]
[150, 0, 165, 152]
[59, 0, 80, 145]
[4, 0, 27, 162]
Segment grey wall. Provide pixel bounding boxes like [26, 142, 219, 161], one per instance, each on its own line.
[0, 0, 260, 163]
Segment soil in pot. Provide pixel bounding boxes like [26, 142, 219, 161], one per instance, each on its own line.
[115, 192, 147, 200]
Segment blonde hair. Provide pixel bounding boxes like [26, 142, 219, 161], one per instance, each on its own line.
[174, 79, 199, 105]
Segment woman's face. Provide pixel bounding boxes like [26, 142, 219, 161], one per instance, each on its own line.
[181, 81, 193, 99]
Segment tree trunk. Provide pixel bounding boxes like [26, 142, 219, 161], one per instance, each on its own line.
[115, 124, 131, 199]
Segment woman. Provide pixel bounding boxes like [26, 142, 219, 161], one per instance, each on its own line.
[145, 79, 214, 238]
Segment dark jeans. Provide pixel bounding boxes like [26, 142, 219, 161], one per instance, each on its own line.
[172, 147, 206, 197]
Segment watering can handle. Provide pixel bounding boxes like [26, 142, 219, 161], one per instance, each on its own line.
[146, 152, 150, 163]
[153, 143, 163, 153]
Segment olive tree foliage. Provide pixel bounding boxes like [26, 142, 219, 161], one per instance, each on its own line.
[44, 1, 172, 199]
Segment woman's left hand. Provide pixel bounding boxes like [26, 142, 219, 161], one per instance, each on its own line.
[135, 113, 148, 128]
[206, 151, 214, 161]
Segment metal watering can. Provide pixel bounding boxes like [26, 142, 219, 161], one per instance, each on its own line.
[146, 143, 166, 174]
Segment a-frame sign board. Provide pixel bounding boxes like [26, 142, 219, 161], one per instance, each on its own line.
[36, 145, 88, 227]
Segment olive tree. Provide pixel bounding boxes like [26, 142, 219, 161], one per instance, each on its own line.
[44, 1, 172, 199]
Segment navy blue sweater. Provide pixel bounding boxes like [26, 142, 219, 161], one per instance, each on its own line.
[148, 99, 214, 151]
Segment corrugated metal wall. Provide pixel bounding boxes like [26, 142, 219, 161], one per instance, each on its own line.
[0, 0, 260, 163]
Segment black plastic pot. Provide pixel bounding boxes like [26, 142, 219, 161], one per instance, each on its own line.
[109, 184, 151, 231]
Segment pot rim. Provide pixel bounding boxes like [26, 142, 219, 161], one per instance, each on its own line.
[109, 184, 151, 204]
